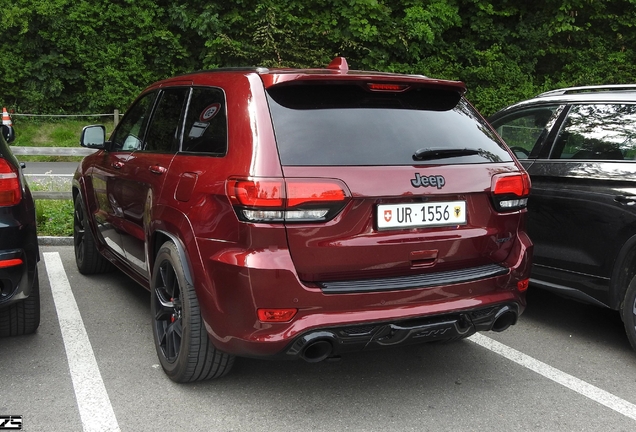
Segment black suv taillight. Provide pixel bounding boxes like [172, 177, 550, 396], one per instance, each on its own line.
[0, 159, 20, 207]
[226, 177, 350, 223]
[491, 172, 531, 212]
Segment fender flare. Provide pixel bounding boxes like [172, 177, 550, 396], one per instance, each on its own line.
[153, 230, 194, 287]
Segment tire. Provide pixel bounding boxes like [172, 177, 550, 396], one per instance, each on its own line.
[0, 266, 41, 336]
[151, 241, 234, 382]
[622, 276, 636, 351]
[73, 197, 112, 274]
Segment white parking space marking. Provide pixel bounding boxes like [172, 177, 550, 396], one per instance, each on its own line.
[44, 252, 121, 432]
[470, 333, 636, 421]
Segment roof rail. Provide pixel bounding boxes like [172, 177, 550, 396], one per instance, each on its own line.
[537, 84, 636, 98]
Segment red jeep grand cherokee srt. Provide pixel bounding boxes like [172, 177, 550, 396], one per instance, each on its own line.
[73, 58, 532, 382]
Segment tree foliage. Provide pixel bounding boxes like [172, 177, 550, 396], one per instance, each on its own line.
[1, 0, 636, 116]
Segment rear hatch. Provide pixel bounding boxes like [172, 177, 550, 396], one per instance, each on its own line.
[265, 80, 526, 285]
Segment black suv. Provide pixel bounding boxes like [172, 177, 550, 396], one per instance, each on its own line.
[0, 122, 40, 336]
[488, 85, 636, 351]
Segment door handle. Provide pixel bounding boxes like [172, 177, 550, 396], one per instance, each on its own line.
[111, 161, 124, 169]
[615, 195, 636, 206]
[149, 165, 167, 175]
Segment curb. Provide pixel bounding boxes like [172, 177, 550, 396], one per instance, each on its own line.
[38, 236, 73, 246]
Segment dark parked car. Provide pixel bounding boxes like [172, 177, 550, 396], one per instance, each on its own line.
[0, 121, 40, 336]
[74, 57, 532, 382]
[488, 84, 636, 351]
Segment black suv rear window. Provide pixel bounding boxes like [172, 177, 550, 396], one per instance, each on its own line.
[267, 84, 512, 166]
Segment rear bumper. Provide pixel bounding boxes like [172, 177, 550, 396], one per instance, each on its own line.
[194, 230, 531, 359]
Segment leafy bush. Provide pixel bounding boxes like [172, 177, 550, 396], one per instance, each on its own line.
[2, 1, 636, 117]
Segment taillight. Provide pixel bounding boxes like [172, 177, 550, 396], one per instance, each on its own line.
[0, 159, 21, 207]
[226, 177, 350, 223]
[491, 172, 531, 212]
[231, 179, 284, 207]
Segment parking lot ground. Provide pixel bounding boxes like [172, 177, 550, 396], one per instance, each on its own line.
[1, 245, 635, 432]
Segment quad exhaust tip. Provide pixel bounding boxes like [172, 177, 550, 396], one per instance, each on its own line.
[491, 306, 517, 332]
[301, 339, 334, 363]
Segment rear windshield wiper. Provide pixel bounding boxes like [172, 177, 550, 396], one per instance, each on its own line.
[412, 147, 480, 161]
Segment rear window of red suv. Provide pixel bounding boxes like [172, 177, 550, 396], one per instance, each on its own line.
[266, 83, 513, 166]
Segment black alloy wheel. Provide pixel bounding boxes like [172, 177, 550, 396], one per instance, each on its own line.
[73, 197, 111, 274]
[151, 241, 234, 382]
[152, 258, 183, 363]
[73, 199, 86, 265]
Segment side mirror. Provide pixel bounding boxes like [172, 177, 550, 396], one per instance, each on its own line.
[1, 124, 15, 143]
[80, 125, 106, 148]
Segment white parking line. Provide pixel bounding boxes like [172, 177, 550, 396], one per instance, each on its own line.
[41, 248, 636, 426]
[43, 252, 121, 432]
[469, 333, 636, 421]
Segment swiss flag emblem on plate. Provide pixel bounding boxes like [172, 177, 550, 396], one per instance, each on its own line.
[384, 210, 392, 222]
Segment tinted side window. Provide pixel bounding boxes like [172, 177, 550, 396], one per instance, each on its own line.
[267, 84, 512, 166]
[144, 88, 189, 153]
[181, 87, 227, 155]
[491, 106, 559, 159]
[552, 104, 636, 160]
[110, 92, 156, 151]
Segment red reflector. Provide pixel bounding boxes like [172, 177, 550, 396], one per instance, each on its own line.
[0, 159, 20, 206]
[517, 279, 529, 292]
[492, 172, 531, 197]
[0, 258, 23, 268]
[367, 83, 409, 92]
[286, 180, 347, 207]
[228, 179, 284, 207]
[257, 308, 298, 322]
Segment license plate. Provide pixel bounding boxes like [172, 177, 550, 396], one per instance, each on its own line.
[377, 201, 466, 230]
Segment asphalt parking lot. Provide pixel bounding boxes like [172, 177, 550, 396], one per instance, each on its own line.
[1, 245, 636, 432]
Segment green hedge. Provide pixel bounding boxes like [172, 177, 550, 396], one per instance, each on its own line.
[2, 0, 636, 116]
